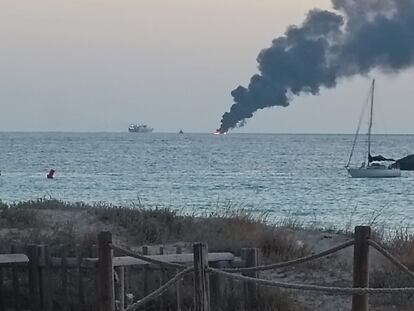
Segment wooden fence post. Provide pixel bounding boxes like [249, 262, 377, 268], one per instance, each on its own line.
[209, 261, 227, 308]
[76, 244, 86, 311]
[91, 244, 99, 311]
[98, 231, 115, 311]
[142, 246, 149, 296]
[176, 246, 183, 311]
[352, 226, 371, 311]
[124, 265, 131, 306]
[61, 246, 69, 311]
[11, 245, 21, 311]
[28, 244, 41, 311]
[158, 246, 165, 311]
[193, 242, 210, 311]
[115, 266, 125, 311]
[38, 245, 52, 311]
[241, 248, 259, 309]
[0, 266, 4, 311]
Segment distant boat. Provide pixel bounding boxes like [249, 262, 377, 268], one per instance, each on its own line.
[213, 129, 227, 135]
[179, 129, 184, 134]
[128, 124, 153, 133]
[345, 80, 401, 178]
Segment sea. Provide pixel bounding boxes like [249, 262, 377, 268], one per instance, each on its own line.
[1, 132, 414, 231]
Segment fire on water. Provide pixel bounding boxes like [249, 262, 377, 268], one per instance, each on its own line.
[213, 129, 227, 135]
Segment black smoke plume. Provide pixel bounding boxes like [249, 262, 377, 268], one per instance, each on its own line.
[218, 0, 414, 133]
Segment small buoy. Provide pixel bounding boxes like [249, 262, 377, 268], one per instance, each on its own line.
[47, 169, 55, 179]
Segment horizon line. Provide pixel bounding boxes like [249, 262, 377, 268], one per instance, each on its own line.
[2, 130, 414, 135]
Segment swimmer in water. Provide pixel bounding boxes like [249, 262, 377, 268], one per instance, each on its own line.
[47, 169, 55, 179]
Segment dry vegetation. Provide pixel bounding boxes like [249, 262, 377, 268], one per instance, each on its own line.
[0, 199, 303, 311]
[0, 199, 413, 310]
[369, 229, 414, 309]
[0, 199, 308, 260]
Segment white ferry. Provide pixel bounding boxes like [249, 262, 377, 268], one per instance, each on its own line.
[128, 124, 154, 133]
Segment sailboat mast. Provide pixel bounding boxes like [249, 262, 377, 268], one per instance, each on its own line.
[367, 79, 375, 163]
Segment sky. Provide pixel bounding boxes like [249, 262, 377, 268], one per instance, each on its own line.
[1, 0, 414, 133]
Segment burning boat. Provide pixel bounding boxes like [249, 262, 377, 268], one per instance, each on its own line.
[213, 129, 227, 135]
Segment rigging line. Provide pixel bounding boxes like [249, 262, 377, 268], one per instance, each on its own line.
[367, 79, 375, 162]
[346, 84, 372, 167]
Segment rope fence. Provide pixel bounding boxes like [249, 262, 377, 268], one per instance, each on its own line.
[4, 227, 414, 311]
[368, 239, 414, 280]
[222, 239, 355, 273]
[98, 226, 414, 311]
[110, 244, 186, 270]
[125, 267, 194, 311]
[209, 268, 414, 295]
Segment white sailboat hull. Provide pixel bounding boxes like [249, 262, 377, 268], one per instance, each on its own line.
[347, 167, 401, 178]
[346, 80, 402, 179]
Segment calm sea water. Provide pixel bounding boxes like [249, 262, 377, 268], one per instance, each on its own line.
[1, 132, 414, 230]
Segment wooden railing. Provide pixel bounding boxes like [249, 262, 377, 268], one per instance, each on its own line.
[1, 226, 414, 311]
[0, 251, 29, 310]
[0, 239, 241, 311]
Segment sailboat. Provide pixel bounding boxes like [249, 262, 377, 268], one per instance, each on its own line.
[345, 80, 401, 178]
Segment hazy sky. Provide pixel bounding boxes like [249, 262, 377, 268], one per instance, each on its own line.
[1, 0, 413, 133]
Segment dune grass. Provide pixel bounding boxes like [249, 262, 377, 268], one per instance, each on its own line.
[0, 199, 308, 259]
[1, 199, 413, 310]
[0, 199, 302, 310]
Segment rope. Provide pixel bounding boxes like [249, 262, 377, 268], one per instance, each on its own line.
[209, 268, 414, 295]
[125, 267, 194, 311]
[368, 239, 414, 280]
[111, 244, 185, 270]
[222, 240, 354, 273]
[346, 84, 371, 168]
